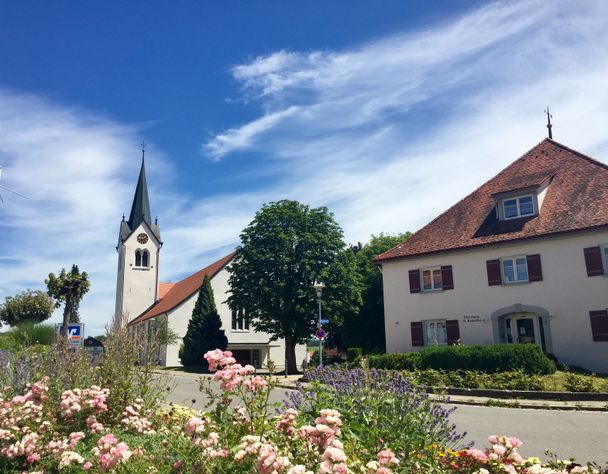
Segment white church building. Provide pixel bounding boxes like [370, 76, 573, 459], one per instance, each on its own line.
[115, 154, 307, 368]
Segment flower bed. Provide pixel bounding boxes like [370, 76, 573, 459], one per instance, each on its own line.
[0, 350, 604, 473]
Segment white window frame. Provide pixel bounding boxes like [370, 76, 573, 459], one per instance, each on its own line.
[500, 255, 529, 284]
[599, 244, 608, 275]
[501, 194, 536, 220]
[420, 266, 443, 292]
[133, 249, 150, 270]
[424, 319, 447, 346]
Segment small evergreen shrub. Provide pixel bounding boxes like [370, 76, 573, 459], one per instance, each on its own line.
[564, 372, 595, 392]
[346, 347, 362, 362]
[367, 344, 556, 374]
[366, 352, 421, 370]
[181, 275, 228, 367]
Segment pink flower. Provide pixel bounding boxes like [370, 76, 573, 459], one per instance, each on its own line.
[83, 461, 93, 470]
[492, 444, 506, 456]
[509, 437, 522, 449]
[465, 449, 488, 463]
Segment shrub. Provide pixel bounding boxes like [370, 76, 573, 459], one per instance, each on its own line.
[299, 364, 464, 470]
[7, 322, 55, 346]
[369, 344, 556, 374]
[564, 372, 595, 392]
[366, 351, 421, 370]
[346, 347, 362, 362]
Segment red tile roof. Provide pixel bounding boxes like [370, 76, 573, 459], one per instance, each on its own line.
[158, 282, 175, 300]
[375, 139, 608, 262]
[129, 252, 235, 325]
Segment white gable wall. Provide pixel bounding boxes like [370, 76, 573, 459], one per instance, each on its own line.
[382, 229, 608, 373]
[159, 265, 307, 369]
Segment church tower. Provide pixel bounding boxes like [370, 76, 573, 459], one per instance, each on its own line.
[115, 150, 162, 322]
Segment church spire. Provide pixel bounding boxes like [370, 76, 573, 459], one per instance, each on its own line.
[127, 148, 152, 231]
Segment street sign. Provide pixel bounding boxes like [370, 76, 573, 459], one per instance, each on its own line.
[320, 319, 329, 325]
[315, 328, 326, 340]
[55, 323, 84, 348]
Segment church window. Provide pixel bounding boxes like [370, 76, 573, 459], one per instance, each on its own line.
[231, 309, 250, 332]
[134, 249, 150, 268]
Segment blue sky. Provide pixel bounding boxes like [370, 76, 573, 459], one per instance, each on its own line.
[1, 1, 608, 336]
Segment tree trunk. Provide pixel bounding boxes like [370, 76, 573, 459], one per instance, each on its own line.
[61, 303, 70, 337]
[285, 335, 298, 375]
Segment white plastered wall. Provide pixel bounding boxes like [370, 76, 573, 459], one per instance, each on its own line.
[161, 265, 307, 370]
[115, 222, 160, 322]
[381, 229, 608, 373]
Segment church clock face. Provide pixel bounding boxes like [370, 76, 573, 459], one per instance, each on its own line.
[137, 233, 148, 244]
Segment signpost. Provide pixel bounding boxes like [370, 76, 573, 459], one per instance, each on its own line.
[55, 323, 84, 348]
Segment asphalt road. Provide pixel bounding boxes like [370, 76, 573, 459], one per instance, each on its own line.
[162, 374, 608, 465]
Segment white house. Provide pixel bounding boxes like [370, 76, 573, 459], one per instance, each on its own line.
[115, 155, 307, 368]
[375, 139, 608, 373]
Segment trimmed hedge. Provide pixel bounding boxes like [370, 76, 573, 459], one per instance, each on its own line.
[365, 344, 556, 375]
[346, 348, 363, 362]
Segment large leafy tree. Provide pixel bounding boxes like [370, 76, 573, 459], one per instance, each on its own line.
[333, 233, 412, 353]
[46, 264, 90, 335]
[228, 200, 362, 374]
[0, 290, 55, 327]
[182, 274, 228, 367]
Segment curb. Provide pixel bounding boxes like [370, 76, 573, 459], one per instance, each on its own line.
[433, 386, 608, 402]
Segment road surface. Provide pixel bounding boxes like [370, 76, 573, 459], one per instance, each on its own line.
[161, 374, 608, 464]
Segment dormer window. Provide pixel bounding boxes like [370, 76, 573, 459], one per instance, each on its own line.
[502, 194, 535, 219]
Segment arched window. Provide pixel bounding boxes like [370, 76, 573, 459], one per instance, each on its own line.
[135, 250, 142, 267]
[142, 250, 149, 267]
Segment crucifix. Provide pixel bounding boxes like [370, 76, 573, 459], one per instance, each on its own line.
[544, 107, 553, 139]
[141, 141, 146, 161]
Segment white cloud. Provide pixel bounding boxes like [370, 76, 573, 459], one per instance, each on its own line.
[205, 0, 608, 244]
[3, 0, 608, 336]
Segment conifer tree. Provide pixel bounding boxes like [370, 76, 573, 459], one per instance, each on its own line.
[181, 274, 228, 367]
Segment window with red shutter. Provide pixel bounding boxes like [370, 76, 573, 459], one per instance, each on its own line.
[411, 321, 424, 346]
[486, 259, 502, 286]
[408, 269, 421, 293]
[584, 247, 604, 277]
[526, 254, 543, 282]
[441, 265, 454, 290]
[589, 310, 608, 342]
[446, 320, 460, 345]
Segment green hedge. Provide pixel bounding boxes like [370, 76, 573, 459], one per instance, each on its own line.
[365, 344, 556, 375]
[346, 348, 363, 362]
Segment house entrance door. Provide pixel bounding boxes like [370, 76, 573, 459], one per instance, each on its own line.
[504, 313, 544, 348]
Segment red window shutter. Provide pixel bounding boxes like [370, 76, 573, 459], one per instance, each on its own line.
[408, 269, 421, 293]
[486, 259, 502, 286]
[446, 320, 460, 345]
[584, 247, 604, 277]
[441, 265, 454, 290]
[526, 254, 543, 282]
[411, 321, 424, 346]
[589, 310, 608, 342]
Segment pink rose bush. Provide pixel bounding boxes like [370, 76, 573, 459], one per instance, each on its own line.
[0, 349, 604, 473]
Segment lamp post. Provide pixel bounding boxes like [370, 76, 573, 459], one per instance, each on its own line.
[313, 281, 325, 366]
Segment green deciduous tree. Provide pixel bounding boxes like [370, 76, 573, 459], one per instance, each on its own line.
[46, 265, 90, 336]
[228, 200, 362, 374]
[0, 290, 55, 327]
[182, 274, 228, 367]
[334, 233, 412, 353]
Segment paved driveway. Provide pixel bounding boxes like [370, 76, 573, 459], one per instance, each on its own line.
[162, 374, 608, 464]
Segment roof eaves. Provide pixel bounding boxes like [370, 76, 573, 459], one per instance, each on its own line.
[374, 224, 608, 263]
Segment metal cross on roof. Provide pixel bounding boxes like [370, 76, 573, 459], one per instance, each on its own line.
[544, 107, 553, 139]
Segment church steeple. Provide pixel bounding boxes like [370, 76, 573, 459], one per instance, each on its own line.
[127, 149, 152, 231]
